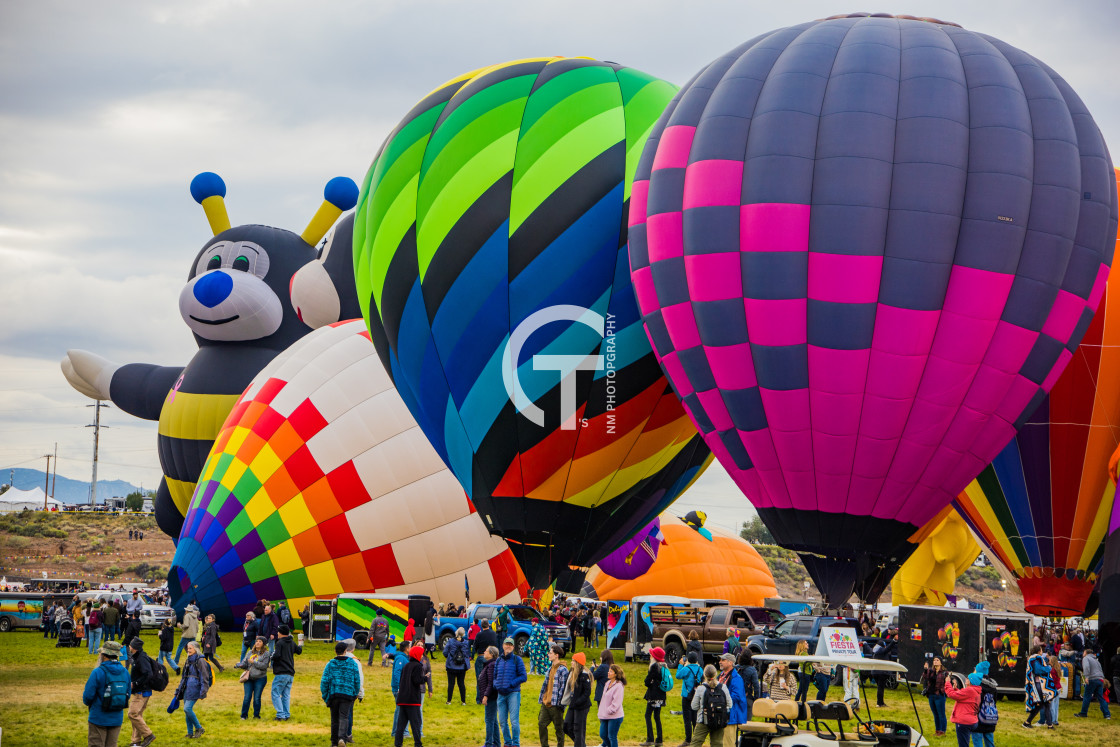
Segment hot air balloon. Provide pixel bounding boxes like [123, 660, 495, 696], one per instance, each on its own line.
[628, 13, 1118, 604]
[596, 518, 666, 581]
[891, 507, 981, 607]
[582, 515, 776, 605]
[956, 169, 1120, 617]
[168, 320, 527, 626]
[1101, 441, 1120, 680]
[354, 56, 709, 587]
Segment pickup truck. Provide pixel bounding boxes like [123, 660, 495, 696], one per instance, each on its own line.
[746, 615, 865, 658]
[435, 603, 571, 656]
[650, 605, 785, 667]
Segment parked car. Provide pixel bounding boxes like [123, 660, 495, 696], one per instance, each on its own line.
[436, 603, 571, 655]
[746, 615, 866, 659]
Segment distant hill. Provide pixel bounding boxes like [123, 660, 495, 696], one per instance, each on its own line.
[3, 468, 141, 504]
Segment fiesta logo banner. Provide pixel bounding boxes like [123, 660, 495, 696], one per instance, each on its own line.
[816, 626, 862, 658]
[502, 305, 617, 430]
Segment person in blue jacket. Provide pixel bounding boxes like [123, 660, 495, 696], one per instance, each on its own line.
[718, 653, 749, 731]
[675, 651, 704, 745]
[444, 627, 473, 705]
[494, 637, 528, 747]
[83, 640, 131, 747]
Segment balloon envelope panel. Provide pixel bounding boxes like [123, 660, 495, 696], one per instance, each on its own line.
[956, 170, 1120, 617]
[891, 507, 981, 606]
[354, 57, 703, 586]
[627, 14, 1117, 602]
[168, 320, 527, 626]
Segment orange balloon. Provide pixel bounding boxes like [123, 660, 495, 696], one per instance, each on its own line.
[584, 515, 776, 605]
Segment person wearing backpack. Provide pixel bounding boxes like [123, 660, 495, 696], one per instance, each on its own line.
[718, 653, 749, 743]
[973, 661, 999, 747]
[201, 613, 225, 673]
[87, 603, 104, 655]
[675, 651, 704, 746]
[721, 628, 741, 657]
[368, 612, 391, 666]
[82, 640, 131, 747]
[641, 647, 670, 746]
[444, 627, 472, 705]
[689, 664, 732, 747]
[127, 639, 158, 747]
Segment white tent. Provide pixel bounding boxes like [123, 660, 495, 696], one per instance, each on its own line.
[0, 487, 63, 512]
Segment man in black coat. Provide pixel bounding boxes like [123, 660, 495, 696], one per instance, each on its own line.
[271, 624, 303, 721]
[258, 603, 280, 654]
[127, 639, 156, 747]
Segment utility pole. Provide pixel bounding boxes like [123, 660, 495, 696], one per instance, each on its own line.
[42, 452, 52, 509]
[86, 401, 109, 506]
[51, 442, 58, 500]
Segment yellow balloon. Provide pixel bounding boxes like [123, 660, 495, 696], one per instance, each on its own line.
[892, 509, 980, 606]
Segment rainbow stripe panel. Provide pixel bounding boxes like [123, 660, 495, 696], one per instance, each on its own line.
[169, 321, 526, 626]
[353, 57, 710, 587]
[334, 597, 409, 642]
[956, 169, 1120, 617]
[627, 14, 1117, 603]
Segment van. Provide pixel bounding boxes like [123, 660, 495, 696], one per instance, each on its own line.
[0, 592, 63, 632]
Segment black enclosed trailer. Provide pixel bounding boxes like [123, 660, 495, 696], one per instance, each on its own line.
[898, 605, 1031, 695]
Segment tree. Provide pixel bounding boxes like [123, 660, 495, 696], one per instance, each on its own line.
[124, 491, 144, 511]
[740, 515, 774, 544]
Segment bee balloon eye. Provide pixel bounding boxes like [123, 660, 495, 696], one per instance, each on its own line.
[206, 255, 222, 271]
[232, 255, 250, 272]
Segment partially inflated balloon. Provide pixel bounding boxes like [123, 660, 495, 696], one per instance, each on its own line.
[891, 507, 981, 606]
[168, 321, 527, 626]
[957, 169, 1120, 617]
[583, 515, 776, 605]
[596, 518, 665, 580]
[628, 14, 1118, 604]
[355, 57, 705, 587]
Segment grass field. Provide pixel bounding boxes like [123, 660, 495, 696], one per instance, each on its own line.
[0, 629, 1113, 746]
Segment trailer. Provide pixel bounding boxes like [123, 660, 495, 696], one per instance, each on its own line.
[898, 605, 1031, 695]
[306, 594, 431, 645]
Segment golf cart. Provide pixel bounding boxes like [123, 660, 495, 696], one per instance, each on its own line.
[738, 655, 929, 747]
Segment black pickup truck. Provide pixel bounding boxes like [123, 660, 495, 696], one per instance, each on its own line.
[746, 615, 866, 657]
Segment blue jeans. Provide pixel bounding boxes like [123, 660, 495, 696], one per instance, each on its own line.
[813, 672, 830, 701]
[1049, 696, 1060, 724]
[271, 673, 293, 718]
[105, 623, 118, 641]
[971, 731, 995, 747]
[1079, 679, 1111, 717]
[928, 694, 947, 732]
[392, 703, 421, 738]
[174, 637, 195, 665]
[954, 722, 974, 747]
[485, 698, 500, 746]
[497, 690, 521, 746]
[242, 676, 267, 717]
[87, 627, 102, 654]
[158, 650, 179, 673]
[241, 642, 251, 661]
[599, 717, 622, 747]
[184, 699, 202, 735]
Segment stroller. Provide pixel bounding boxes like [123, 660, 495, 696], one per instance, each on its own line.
[56, 619, 79, 648]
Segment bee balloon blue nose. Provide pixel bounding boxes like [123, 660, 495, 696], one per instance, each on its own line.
[193, 271, 233, 308]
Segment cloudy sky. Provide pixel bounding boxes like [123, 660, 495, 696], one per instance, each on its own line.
[1, 0, 1117, 532]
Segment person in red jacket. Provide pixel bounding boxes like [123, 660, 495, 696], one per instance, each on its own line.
[404, 618, 417, 645]
[945, 672, 982, 747]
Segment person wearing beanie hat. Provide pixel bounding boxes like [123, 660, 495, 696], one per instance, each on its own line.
[495, 636, 528, 747]
[394, 644, 428, 747]
[125, 637, 157, 747]
[322, 640, 362, 747]
[945, 670, 983, 744]
[368, 611, 391, 666]
[234, 636, 272, 720]
[271, 623, 303, 721]
[675, 650, 704, 746]
[564, 650, 593, 747]
[641, 648, 668, 746]
[83, 639, 130, 746]
[473, 620, 499, 704]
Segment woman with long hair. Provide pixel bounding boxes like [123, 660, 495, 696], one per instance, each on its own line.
[201, 613, 225, 673]
[1047, 654, 1062, 726]
[234, 636, 271, 719]
[443, 626, 471, 705]
[564, 651, 593, 747]
[920, 656, 948, 736]
[597, 664, 626, 747]
[762, 660, 798, 702]
[793, 640, 813, 702]
[176, 640, 210, 738]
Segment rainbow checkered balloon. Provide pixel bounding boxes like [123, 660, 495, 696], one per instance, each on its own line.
[169, 320, 526, 625]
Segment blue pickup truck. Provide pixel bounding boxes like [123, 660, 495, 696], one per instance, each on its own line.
[435, 603, 571, 656]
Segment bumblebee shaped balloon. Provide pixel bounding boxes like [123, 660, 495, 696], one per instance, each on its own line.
[61, 172, 358, 538]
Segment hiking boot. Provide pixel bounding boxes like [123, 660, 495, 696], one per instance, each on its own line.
[141, 737, 156, 747]
[1022, 721, 1032, 728]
